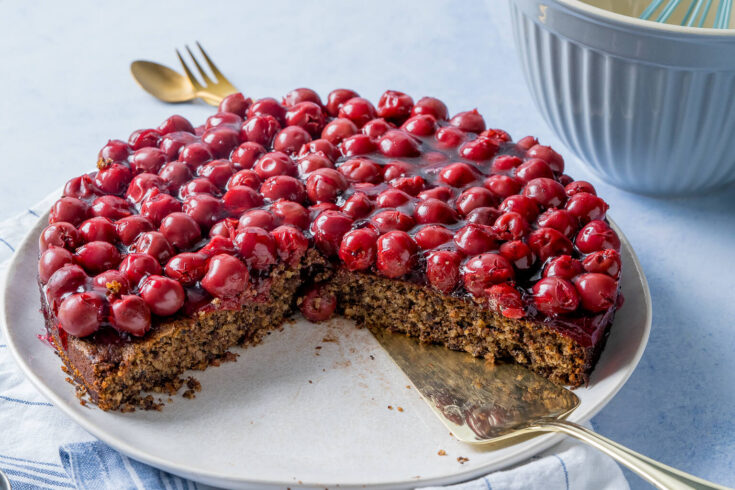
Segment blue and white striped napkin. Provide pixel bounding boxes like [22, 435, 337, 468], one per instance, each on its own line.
[0, 196, 628, 489]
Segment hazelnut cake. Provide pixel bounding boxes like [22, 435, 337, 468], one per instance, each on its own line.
[37, 88, 623, 411]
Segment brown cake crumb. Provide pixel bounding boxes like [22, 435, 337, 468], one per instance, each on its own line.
[397, 406, 404, 412]
[438, 449, 447, 456]
[186, 377, 201, 392]
[457, 456, 469, 464]
[183, 389, 196, 399]
[105, 280, 124, 295]
[387, 405, 393, 410]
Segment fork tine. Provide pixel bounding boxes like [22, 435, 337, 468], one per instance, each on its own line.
[185, 45, 213, 85]
[196, 41, 229, 83]
[176, 49, 204, 91]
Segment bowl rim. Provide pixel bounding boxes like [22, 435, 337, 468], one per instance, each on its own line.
[553, 0, 735, 37]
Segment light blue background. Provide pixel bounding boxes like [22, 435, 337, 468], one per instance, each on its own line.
[1, 1, 733, 488]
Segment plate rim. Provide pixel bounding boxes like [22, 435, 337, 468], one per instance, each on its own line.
[0, 211, 652, 489]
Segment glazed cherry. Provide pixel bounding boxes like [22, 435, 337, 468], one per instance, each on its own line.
[98, 139, 131, 164]
[565, 192, 608, 224]
[492, 212, 529, 240]
[374, 188, 410, 209]
[338, 158, 382, 184]
[272, 225, 309, 266]
[126, 173, 165, 203]
[401, 114, 437, 137]
[372, 210, 415, 233]
[425, 250, 461, 293]
[338, 97, 377, 128]
[376, 231, 416, 278]
[498, 195, 539, 222]
[247, 97, 287, 125]
[175, 143, 211, 173]
[575, 220, 621, 253]
[284, 102, 324, 137]
[527, 227, 574, 263]
[417, 186, 453, 202]
[273, 126, 312, 155]
[130, 231, 174, 264]
[163, 253, 207, 286]
[228, 170, 262, 192]
[75, 241, 121, 274]
[411, 97, 448, 120]
[306, 168, 348, 203]
[361, 118, 393, 140]
[462, 253, 515, 297]
[565, 180, 596, 197]
[139, 275, 185, 316]
[297, 153, 334, 175]
[179, 178, 221, 199]
[299, 283, 337, 322]
[209, 218, 239, 238]
[298, 139, 339, 162]
[459, 137, 499, 161]
[199, 159, 236, 189]
[260, 176, 307, 202]
[114, 216, 153, 246]
[326, 89, 359, 116]
[516, 136, 539, 152]
[491, 155, 523, 173]
[449, 109, 485, 133]
[413, 225, 453, 250]
[271, 200, 310, 229]
[536, 209, 577, 238]
[282, 88, 322, 108]
[526, 144, 564, 173]
[218, 93, 252, 117]
[582, 249, 621, 278]
[532, 277, 579, 315]
[499, 240, 535, 270]
[140, 193, 182, 226]
[201, 254, 249, 299]
[338, 228, 378, 271]
[340, 134, 377, 156]
[64, 174, 101, 200]
[321, 118, 358, 145]
[377, 90, 413, 122]
[158, 115, 195, 135]
[522, 178, 567, 209]
[159, 212, 201, 250]
[58, 292, 105, 337]
[183, 194, 225, 230]
[238, 209, 278, 231]
[199, 235, 236, 257]
[382, 160, 412, 181]
[230, 142, 266, 170]
[544, 255, 583, 280]
[205, 112, 243, 130]
[111, 295, 151, 336]
[486, 283, 525, 319]
[414, 198, 457, 225]
[466, 207, 501, 226]
[94, 163, 132, 195]
[128, 128, 160, 151]
[234, 226, 278, 269]
[202, 126, 240, 158]
[119, 252, 163, 287]
[253, 152, 297, 179]
[435, 126, 466, 149]
[559, 174, 574, 186]
[159, 131, 198, 160]
[484, 174, 522, 199]
[515, 158, 554, 183]
[45, 264, 88, 309]
[159, 161, 194, 194]
[222, 185, 264, 215]
[573, 273, 618, 312]
[310, 210, 353, 256]
[341, 192, 373, 219]
[50, 197, 89, 226]
[90, 195, 133, 220]
[391, 175, 425, 196]
[131, 147, 167, 174]
[240, 115, 281, 147]
[39, 247, 74, 283]
[92, 270, 130, 295]
[439, 162, 478, 187]
[78, 217, 117, 244]
[481, 128, 512, 143]
[378, 130, 421, 159]
[456, 187, 496, 216]
[454, 224, 498, 255]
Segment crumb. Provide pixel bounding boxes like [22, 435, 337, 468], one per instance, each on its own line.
[315, 345, 322, 350]
[369, 355, 375, 360]
[315, 352, 320, 356]
[438, 450, 447, 456]
[397, 406, 404, 412]
[449, 432, 454, 437]
[322, 335, 337, 343]
[406, 385, 411, 389]
[308, 380, 313, 384]
[183, 389, 196, 399]
[61, 366, 69, 374]
[167, 398, 172, 403]
[322, 368, 326, 372]
[387, 405, 393, 410]
[457, 456, 469, 464]
[186, 377, 201, 392]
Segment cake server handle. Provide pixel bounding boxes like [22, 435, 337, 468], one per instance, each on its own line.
[525, 418, 729, 490]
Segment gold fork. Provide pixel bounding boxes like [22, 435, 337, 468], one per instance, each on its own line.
[175, 42, 239, 106]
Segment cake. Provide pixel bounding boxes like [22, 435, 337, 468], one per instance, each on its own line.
[37, 88, 623, 411]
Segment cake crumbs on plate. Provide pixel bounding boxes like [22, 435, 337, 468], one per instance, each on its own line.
[308, 380, 313, 384]
[387, 405, 393, 410]
[397, 406, 404, 412]
[457, 456, 469, 464]
[438, 449, 447, 456]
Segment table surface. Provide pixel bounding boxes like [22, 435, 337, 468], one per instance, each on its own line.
[1, 1, 733, 488]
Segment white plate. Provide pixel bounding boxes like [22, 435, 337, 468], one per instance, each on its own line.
[1, 212, 651, 489]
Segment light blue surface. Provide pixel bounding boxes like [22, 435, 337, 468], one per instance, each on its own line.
[0, 1, 733, 488]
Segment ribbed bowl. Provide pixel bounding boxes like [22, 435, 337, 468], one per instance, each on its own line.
[508, 0, 735, 196]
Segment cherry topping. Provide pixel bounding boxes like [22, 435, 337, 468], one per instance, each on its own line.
[98, 139, 131, 164]
[272, 225, 309, 266]
[202, 126, 240, 158]
[231, 142, 266, 170]
[218, 93, 252, 117]
[484, 174, 522, 199]
[45, 264, 88, 309]
[462, 253, 514, 296]
[414, 225, 454, 250]
[201, 254, 249, 299]
[536, 209, 577, 238]
[516, 136, 539, 152]
[341, 192, 373, 219]
[390, 175, 425, 196]
[339, 228, 378, 271]
[310, 210, 353, 256]
[532, 277, 579, 315]
[140, 192, 182, 226]
[492, 212, 529, 241]
[573, 273, 618, 312]
[238, 209, 278, 231]
[297, 153, 334, 175]
[515, 158, 554, 183]
[128, 128, 161, 150]
[159, 212, 201, 250]
[159, 162, 194, 193]
[362, 118, 394, 140]
[92, 270, 130, 295]
[522, 178, 567, 208]
[159, 131, 198, 160]
[283, 88, 322, 108]
[459, 137, 499, 161]
[377, 90, 414, 122]
[338, 158, 382, 184]
[306, 168, 348, 203]
[321, 118, 358, 145]
[425, 250, 461, 293]
[131, 147, 167, 174]
[199, 235, 236, 257]
[139, 275, 185, 316]
[91, 195, 133, 220]
[273, 126, 312, 155]
[50, 197, 89, 226]
[582, 249, 621, 278]
[456, 187, 496, 216]
[234, 227, 277, 270]
[340, 134, 377, 156]
[454, 224, 498, 255]
[417, 186, 454, 202]
[64, 174, 101, 200]
[372, 210, 415, 233]
[439, 162, 478, 187]
[498, 194, 539, 222]
[527, 227, 574, 263]
[326, 89, 360, 116]
[382, 160, 412, 181]
[575, 220, 621, 253]
[565, 180, 596, 197]
[284, 102, 325, 137]
[486, 284, 525, 319]
[270, 200, 310, 229]
[299, 283, 337, 322]
[111, 295, 152, 336]
[435, 126, 466, 149]
[411, 97, 448, 120]
[75, 241, 121, 274]
[414, 198, 458, 225]
[205, 112, 243, 130]
[376, 231, 416, 278]
[95, 164, 133, 195]
[78, 217, 117, 244]
[179, 178, 221, 199]
[260, 175, 307, 202]
[119, 252, 163, 287]
[127, 173, 165, 203]
[247, 97, 286, 124]
[298, 139, 339, 162]
[401, 114, 437, 137]
[114, 216, 154, 246]
[240, 115, 281, 147]
[222, 185, 264, 215]
[58, 292, 105, 337]
[229, 169, 262, 190]
[253, 152, 297, 179]
[183, 194, 225, 230]
[449, 109, 485, 133]
[544, 255, 583, 280]
[466, 207, 501, 226]
[499, 240, 535, 270]
[130, 231, 174, 264]
[526, 144, 564, 173]
[491, 155, 523, 173]
[338, 97, 377, 128]
[565, 192, 609, 224]
[39, 247, 74, 283]
[199, 159, 236, 189]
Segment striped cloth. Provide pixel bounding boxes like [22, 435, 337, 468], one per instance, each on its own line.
[0, 195, 629, 489]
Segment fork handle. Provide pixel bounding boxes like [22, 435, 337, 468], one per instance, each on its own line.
[527, 418, 728, 490]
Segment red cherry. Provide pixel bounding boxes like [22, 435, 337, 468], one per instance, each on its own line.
[95, 163, 132, 195]
[270, 200, 310, 229]
[98, 139, 131, 164]
[435, 126, 466, 149]
[75, 241, 121, 274]
[92, 270, 130, 295]
[201, 254, 249, 299]
[222, 185, 264, 215]
[44, 264, 88, 309]
[321, 118, 358, 145]
[536, 208, 578, 238]
[544, 255, 584, 280]
[253, 152, 297, 180]
[466, 206, 501, 226]
[532, 277, 579, 315]
[130, 231, 174, 264]
[159, 131, 198, 160]
[183, 194, 225, 230]
[372, 210, 415, 233]
[202, 126, 240, 158]
[231, 142, 266, 170]
[499, 240, 535, 270]
[179, 178, 221, 199]
[218, 93, 252, 117]
[492, 212, 529, 240]
[119, 252, 163, 287]
[439, 162, 478, 187]
[50, 197, 89, 226]
[390, 175, 425, 196]
[411, 97, 448, 120]
[454, 224, 498, 255]
[575, 220, 621, 253]
[209, 218, 239, 239]
[459, 137, 499, 161]
[114, 216, 154, 246]
[515, 158, 554, 183]
[449, 109, 485, 133]
[310, 210, 353, 256]
[339, 228, 378, 271]
[326, 89, 360, 116]
[516, 136, 539, 152]
[126, 173, 165, 203]
[491, 155, 523, 173]
[297, 153, 334, 175]
[205, 112, 242, 130]
[238, 209, 278, 231]
[414, 225, 453, 250]
[522, 178, 567, 209]
[306, 168, 348, 203]
[481, 128, 512, 143]
[273, 126, 312, 155]
[582, 249, 621, 278]
[140, 192, 182, 226]
[565, 180, 596, 197]
[484, 174, 522, 198]
[58, 292, 105, 337]
[200, 235, 236, 257]
[131, 147, 167, 174]
[283, 88, 322, 107]
[526, 144, 564, 173]
[362, 118, 394, 140]
[486, 283, 525, 319]
[338, 158, 382, 184]
[417, 186, 454, 202]
[164, 253, 208, 286]
[340, 134, 378, 156]
[111, 295, 151, 336]
[39, 247, 74, 283]
[63, 174, 102, 200]
[298, 139, 339, 162]
[376, 188, 411, 208]
[527, 227, 574, 263]
[128, 128, 161, 150]
[414, 198, 458, 225]
[139, 275, 185, 316]
[199, 159, 236, 189]
[234, 227, 277, 269]
[376, 230, 416, 278]
[240, 115, 281, 147]
[284, 102, 325, 137]
[573, 273, 618, 312]
[462, 253, 514, 296]
[499, 194, 539, 222]
[260, 176, 306, 202]
[565, 192, 609, 224]
[401, 114, 437, 136]
[341, 192, 373, 219]
[159, 161, 193, 193]
[378, 130, 421, 157]
[559, 174, 574, 186]
[338, 97, 377, 128]
[456, 187, 496, 216]
[377, 90, 414, 122]
[78, 217, 117, 244]
[247, 97, 286, 125]
[90, 195, 133, 220]
[382, 160, 412, 181]
[272, 225, 309, 266]
[426, 250, 461, 293]
[299, 283, 337, 322]
[228, 169, 262, 190]
[159, 212, 201, 250]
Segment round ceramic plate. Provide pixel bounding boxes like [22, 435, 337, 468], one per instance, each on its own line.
[1, 211, 651, 489]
